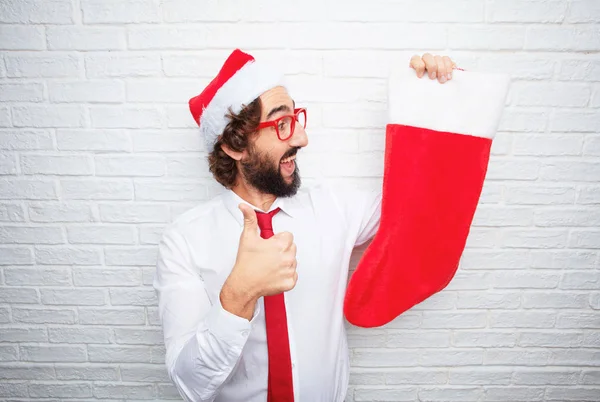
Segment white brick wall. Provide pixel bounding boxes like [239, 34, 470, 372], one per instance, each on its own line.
[0, 0, 599, 401]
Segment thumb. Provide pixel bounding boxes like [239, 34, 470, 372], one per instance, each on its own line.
[238, 203, 259, 238]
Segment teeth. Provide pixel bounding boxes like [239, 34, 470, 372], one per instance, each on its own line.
[281, 155, 296, 164]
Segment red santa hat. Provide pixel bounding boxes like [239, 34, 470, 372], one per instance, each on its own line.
[189, 49, 285, 152]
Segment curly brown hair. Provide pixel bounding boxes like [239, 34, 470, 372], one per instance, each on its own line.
[208, 98, 262, 188]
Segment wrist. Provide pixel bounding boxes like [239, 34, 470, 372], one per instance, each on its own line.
[220, 275, 258, 321]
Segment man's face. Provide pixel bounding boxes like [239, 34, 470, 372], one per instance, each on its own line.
[240, 86, 309, 197]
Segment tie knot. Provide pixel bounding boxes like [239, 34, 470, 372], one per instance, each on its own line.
[255, 207, 280, 237]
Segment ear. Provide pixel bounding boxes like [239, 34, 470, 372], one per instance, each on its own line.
[220, 143, 245, 161]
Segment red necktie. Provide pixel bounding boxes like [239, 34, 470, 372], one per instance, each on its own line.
[255, 208, 294, 402]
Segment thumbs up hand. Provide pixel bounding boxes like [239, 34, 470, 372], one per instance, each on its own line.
[222, 204, 298, 317]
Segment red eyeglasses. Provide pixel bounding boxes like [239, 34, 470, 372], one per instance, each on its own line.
[257, 108, 307, 141]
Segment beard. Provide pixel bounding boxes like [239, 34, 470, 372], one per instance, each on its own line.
[240, 145, 301, 198]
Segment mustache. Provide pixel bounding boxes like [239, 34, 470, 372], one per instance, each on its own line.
[281, 147, 300, 160]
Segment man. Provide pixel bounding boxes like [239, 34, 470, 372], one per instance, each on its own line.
[154, 49, 456, 402]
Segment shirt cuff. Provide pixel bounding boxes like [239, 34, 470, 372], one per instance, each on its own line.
[204, 295, 261, 345]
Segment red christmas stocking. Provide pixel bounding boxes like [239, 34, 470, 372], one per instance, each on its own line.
[344, 67, 510, 328]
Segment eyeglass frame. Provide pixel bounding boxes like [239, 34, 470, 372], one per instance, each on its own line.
[257, 108, 307, 141]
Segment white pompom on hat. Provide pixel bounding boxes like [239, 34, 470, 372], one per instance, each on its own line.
[188, 49, 286, 152]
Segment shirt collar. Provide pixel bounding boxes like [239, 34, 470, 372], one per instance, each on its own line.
[222, 188, 298, 226]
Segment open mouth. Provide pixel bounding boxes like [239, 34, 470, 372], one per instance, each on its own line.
[280, 153, 297, 177]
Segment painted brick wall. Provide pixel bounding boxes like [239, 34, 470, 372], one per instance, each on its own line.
[0, 0, 599, 401]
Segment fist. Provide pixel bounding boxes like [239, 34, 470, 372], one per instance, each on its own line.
[409, 53, 458, 84]
[230, 203, 298, 298]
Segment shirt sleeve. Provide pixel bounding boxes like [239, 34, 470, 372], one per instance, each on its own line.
[153, 225, 260, 402]
[330, 186, 383, 247]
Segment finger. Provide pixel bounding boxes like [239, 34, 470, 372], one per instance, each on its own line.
[435, 55, 446, 83]
[409, 55, 426, 78]
[238, 204, 258, 238]
[443, 56, 454, 80]
[422, 53, 437, 79]
[288, 242, 297, 256]
[274, 231, 294, 247]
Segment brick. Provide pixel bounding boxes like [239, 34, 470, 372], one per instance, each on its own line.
[134, 180, 208, 201]
[95, 155, 165, 177]
[55, 364, 119, 380]
[93, 383, 155, 399]
[166, 103, 204, 129]
[487, 0, 566, 22]
[560, 60, 600, 82]
[90, 105, 162, 128]
[456, 292, 520, 309]
[445, 272, 491, 290]
[79, 307, 145, 325]
[56, 129, 130, 152]
[0, 247, 32, 265]
[453, 331, 517, 347]
[0, 364, 54, 380]
[0, 152, 17, 174]
[28, 202, 93, 223]
[162, 0, 240, 22]
[73, 267, 141, 287]
[349, 368, 387, 385]
[0, 0, 73, 23]
[386, 331, 450, 348]
[14, 105, 85, 128]
[120, 364, 169, 382]
[0, 83, 44, 102]
[5, 53, 80, 78]
[4, 267, 71, 286]
[29, 383, 92, 398]
[567, 0, 600, 23]
[0, 327, 47, 342]
[0, 106, 9, 127]
[352, 349, 420, 367]
[485, 349, 550, 365]
[0, 178, 57, 200]
[522, 292, 588, 308]
[421, 312, 487, 329]
[126, 79, 201, 102]
[546, 387, 600, 401]
[49, 81, 125, 103]
[110, 288, 157, 306]
[104, 247, 157, 266]
[67, 225, 136, 245]
[459, 250, 529, 270]
[0, 345, 18, 360]
[13, 307, 76, 324]
[132, 130, 203, 152]
[535, 208, 600, 227]
[492, 271, 560, 289]
[561, 271, 600, 291]
[355, 387, 417, 401]
[420, 350, 484, 367]
[85, 52, 161, 78]
[513, 133, 584, 156]
[449, 26, 525, 50]
[582, 370, 600, 385]
[584, 136, 600, 156]
[541, 161, 600, 182]
[21, 345, 86, 362]
[347, 330, 386, 348]
[142, 267, 155, 285]
[99, 203, 168, 223]
[0, 306, 9, 323]
[486, 159, 539, 180]
[61, 178, 133, 200]
[490, 312, 555, 328]
[411, 292, 456, 310]
[0, 287, 39, 303]
[483, 387, 545, 401]
[88, 345, 163, 363]
[501, 229, 568, 248]
[569, 230, 600, 248]
[146, 307, 160, 325]
[513, 369, 579, 385]
[518, 331, 583, 347]
[41, 288, 106, 306]
[549, 349, 600, 366]
[0, 382, 28, 397]
[472, 206, 533, 227]
[157, 383, 180, 399]
[114, 328, 163, 345]
[506, 185, 576, 205]
[531, 250, 598, 269]
[449, 368, 512, 385]
[0, 203, 25, 222]
[557, 313, 600, 329]
[551, 110, 600, 132]
[36, 247, 102, 265]
[47, 26, 126, 50]
[82, 0, 160, 23]
[0, 129, 54, 150]
[527, 26, 600, 51]
[0, 24, 45, 49]
[498, 108, 548, 132]
[49, 327, 111, 343]
[0, 226, 64, 245]
[384, 369, 446, 385]
[139, 226, 166, 245]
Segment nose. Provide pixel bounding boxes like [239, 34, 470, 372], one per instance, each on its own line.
[289, 123, 308, 148]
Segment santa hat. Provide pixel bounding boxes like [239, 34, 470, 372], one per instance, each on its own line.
[189, 49, 285, 152]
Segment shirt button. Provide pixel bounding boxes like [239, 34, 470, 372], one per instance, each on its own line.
[241, 330, 249, 337]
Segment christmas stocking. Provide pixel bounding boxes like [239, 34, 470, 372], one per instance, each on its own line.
[344, 67, 510, 328]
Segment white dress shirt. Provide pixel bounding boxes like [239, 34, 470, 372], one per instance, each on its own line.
[154, 182, 382, 402]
